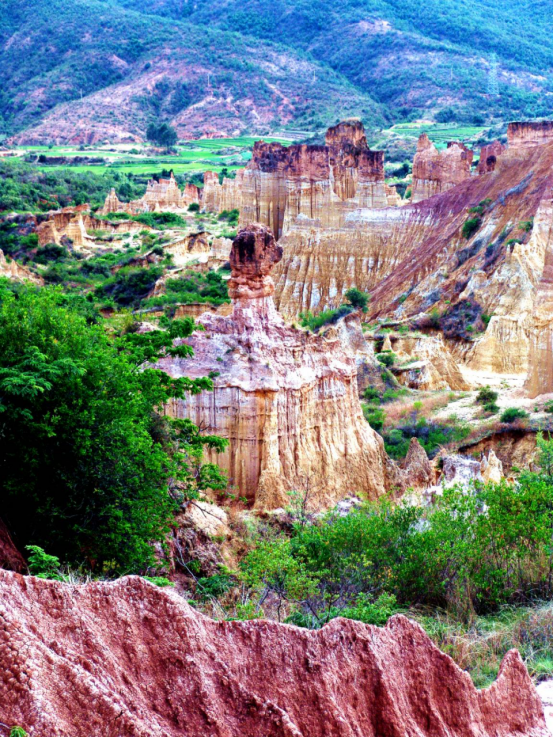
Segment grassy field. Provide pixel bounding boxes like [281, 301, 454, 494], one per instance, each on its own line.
[9, 136, 293, 177]
[388, 123, 486, 148]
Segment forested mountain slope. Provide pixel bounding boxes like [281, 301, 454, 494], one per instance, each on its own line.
[0, 0, 551, 141]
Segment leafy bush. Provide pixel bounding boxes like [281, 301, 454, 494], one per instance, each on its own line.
[483, 402, 499, 414]
[143, 269, 229, 309]
[500, 407, 529, 423]
[0, 282, 226, 573]
[240, 445, 553, 622]
[96, 266, 163, 306]
[363, 405, 385, 431]
[344, 287, 369, 312]
[188, 202, 200, 212]
[376, 351, 396, 367]
[26, 545, 64, 580]
[299, 305, 353, 332]
[196, 573, 234, 599]
[383, 416, 470, 459]
[142, 576, 175, 587]
[476, 386, 498, 405]
[362, 386, 381, 402]
[462, 216, 481, 239]
[9, 728, 28, 738]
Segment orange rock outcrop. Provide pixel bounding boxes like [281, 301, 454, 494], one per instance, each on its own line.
[100, 173, 200, 215]
[0, 570, 548, 737]
[410, 134, 473, 203]
[268, 122, 552, 397]
[477, 140, 506, 174]
[0, 249, 43, 284]
[239, 120, 389, 239]
[157, 224, 393, 509]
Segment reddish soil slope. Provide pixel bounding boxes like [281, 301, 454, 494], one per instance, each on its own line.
[0, 571, 547, 737]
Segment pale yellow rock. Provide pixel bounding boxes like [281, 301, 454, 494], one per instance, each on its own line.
[158, 224, 394, 510]
[182, 501, 229, 538]
[480, 450, 503, 484]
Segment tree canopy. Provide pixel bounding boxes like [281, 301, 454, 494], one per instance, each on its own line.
[0, 281, 226, 573]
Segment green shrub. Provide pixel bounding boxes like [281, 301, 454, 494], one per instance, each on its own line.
[363, 405, 385, 431]
[9, 728, 28, 737]
[483, 402, 499, 414]
[188, 202, 200, 212]
[544, 400, 553, 414]
[476, 386, 498, 405]
[240, 446, 553, 622]
[376, 351, 396, 367]
[344, 287, 369, 312]
[500, 407, 529, 423]
[462, 216, 481, 239]
[0, 282, 226, 573]
[26, 545, 64, 580]
[299, 305, 353, 332]
[363, 386, 381, 403]
[196, 573, 234, 599]
[142, 576, 174, 587]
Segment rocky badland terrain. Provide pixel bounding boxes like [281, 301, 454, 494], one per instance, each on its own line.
[0, 571, 548, 737]
[0, 114, 552, 737]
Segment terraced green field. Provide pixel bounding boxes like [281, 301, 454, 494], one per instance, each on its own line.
[11, 136, 293, 176]
[389, 124, 486, 148]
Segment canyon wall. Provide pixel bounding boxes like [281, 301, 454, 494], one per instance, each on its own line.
[410, 134, 473, 203]
[157, 224, 393, 510]
[99, 173, 200, 215]
[239, 120, 389, 239]
[0, 570, 547, 737]
[269, 122, 552, 395]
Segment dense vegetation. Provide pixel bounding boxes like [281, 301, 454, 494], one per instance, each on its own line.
[118, 0, 553, 125]
[0, 281, 227, 573]
[237, 434, 552, 624]
[0, 159, 145, 212]
[0, 0, 550, 139]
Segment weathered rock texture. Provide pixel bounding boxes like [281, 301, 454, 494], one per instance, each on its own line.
[157, 224, 392, 509]
[477, 140, 506, 174]
[410, 135, 473, 203]
[35, 207, 155, 249]
[0, 570, 547, 737]
[0, 249, 42, 284]
[100, 173, 200, 215]
[270, 123, 552, 396]
[201, 170, 244, 213]
[506, 120, 553, 152]
[0, 518, 25, 573]
[240, 120, 389, 240]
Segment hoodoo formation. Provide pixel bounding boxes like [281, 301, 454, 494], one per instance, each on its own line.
[410, 134, 473, 203]
[157, 223, 393, 509]
[0, 571, 548, 738]
[239, 120, 390, 239]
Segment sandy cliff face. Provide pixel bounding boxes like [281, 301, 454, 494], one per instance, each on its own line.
[157, 224, 392, 509]
[410, 134, 473, 203]
[240, 120, 389, 240]
[267, 123, 551, 395]
[0, 571, 547, 737]
[201, 170, 244, 213]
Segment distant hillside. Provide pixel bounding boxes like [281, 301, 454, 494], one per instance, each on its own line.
[1, 0, 551, 143]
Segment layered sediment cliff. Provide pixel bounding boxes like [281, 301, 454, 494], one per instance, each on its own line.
[269, 122, 552, 395]
[240, 120, 389, 239]
[157, 224, 393, 509]
[410, 134, 473, 203]
[0, 571, 547, 737]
